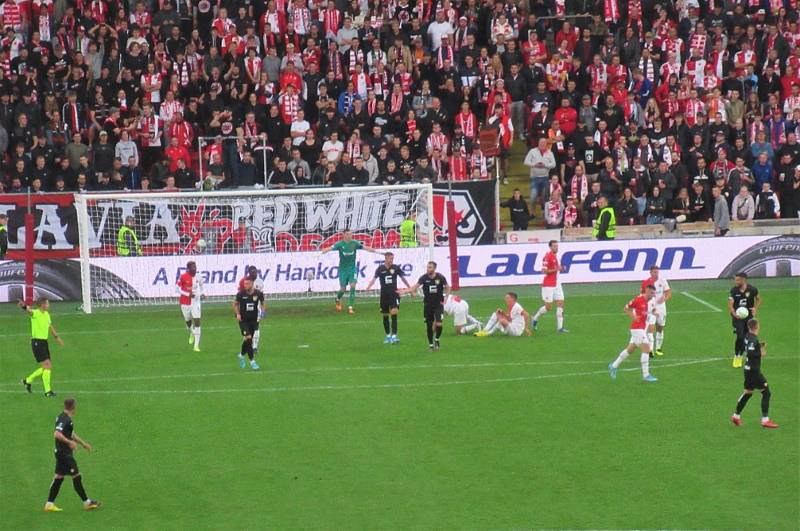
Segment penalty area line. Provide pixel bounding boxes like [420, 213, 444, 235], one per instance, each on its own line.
[681, 291, 724, 312]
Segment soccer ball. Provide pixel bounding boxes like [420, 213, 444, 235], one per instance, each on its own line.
[735, 307, 750, 320]
[196, 238, 208, 251]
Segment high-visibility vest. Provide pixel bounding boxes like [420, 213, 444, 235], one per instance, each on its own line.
[117, 226, 142, 256]
[592, 207, 616, 239]
[0, 225, 7, 258]
[399, 218, 417, 247]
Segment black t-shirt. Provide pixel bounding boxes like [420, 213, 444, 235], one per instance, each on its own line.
[417, 273, 447, 305]
[236, 289, 265, 322]
[375, 264, 405, 293]
[54, 412, 74, 455]
[729, 284, 759, 317]
[744, 332, 762, 372]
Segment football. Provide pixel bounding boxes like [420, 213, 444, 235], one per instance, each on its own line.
[196, 238, 207, 250]
[735, 307, 750, 319]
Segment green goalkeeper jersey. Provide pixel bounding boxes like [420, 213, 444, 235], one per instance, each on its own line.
[333, 240, 363, 270]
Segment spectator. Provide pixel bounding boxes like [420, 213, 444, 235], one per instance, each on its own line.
[645, 186, 667, 225]
[671, 188, 692, 223]
[712, 186, 731, 236]
[755, 182, 781, 219]
[617, 188, 638, 226]
[523, 137, 556, 208]
[544, 190, 564, 229]
[501, 189, 531, 231]
[689, 181, 712, 222]
[731, 186, 756, 221]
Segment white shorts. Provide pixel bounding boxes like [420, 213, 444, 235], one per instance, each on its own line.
[452, 301, 469, 327]
[181, 302, 201, 320]
[629, 329, 649, 346]
[502, 322, 525, 337]
[541, 285, 564, 303]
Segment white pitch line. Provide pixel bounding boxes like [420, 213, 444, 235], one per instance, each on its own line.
[0, 358, 754, 395]
[681, 291, 724, 312]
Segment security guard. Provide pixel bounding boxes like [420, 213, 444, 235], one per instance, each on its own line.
[117, 216, 142, 256]
[400, 211, 417, 248]
[0, 213, 8, 259]
[593, 195, 616, 241]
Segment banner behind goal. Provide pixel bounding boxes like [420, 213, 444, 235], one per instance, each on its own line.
[74, 184, 434, 313]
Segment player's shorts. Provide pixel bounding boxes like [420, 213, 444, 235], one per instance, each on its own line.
[54, 452, 79, 476]
[424, 302, 444, 323]
[451, 301, 470, 327]
[338, 267, 357, 287]
[239, 320, 259, 338]
[31, 339, 50, 363]
[380, 291, 400, 313]
[180, 301, 201, 320]
[502, 321, 525, 337]
[629, 329, 650, 346]
[541, 285, 564, 303]
[744, 368, 767, 390]
[646, 305, 667, 327]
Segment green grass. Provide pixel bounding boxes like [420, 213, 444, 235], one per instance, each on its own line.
[1, 278, 798, 530]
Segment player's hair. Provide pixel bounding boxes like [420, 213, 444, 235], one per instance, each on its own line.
[187, 260, 196, 268]
[36, 298, 49, 307]
[506, 292, 518, 300]
[645, 284, 656, 291]
[428, 261, 437, 268]
[548, 240, 557, 247]
[384, 252, 394, 258]
[735, 272, 748, 279]
[342, 228, 352, 233]
[747, 319, 759, 331]
[650, 265, 659, 271]
[63, 398, 76, 411]
[0, 213, 7, 220]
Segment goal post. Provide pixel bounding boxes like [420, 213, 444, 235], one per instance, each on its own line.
[74, 184, 434, 313]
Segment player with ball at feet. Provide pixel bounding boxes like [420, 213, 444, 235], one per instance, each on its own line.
[728, 272, 761, 368]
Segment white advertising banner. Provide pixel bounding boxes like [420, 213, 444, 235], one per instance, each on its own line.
[505, 229, 562, 244]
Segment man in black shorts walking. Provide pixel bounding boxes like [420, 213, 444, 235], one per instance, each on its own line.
[365, 252, 412, 344]
[234, 278, 265, 370]
[731, 319, 779, 429]
[44, 398, 101, 512]
[728, 272, 762, 368]
[402, 261, 450, 351]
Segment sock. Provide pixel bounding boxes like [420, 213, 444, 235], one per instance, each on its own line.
[467, 315, 480, 325]
[533, 306, 547, 320]
[241, 339, 254, 360]
[382, 316, 390, 334]
[735, 392, 752, 414]
[72, 475, 88, 502]
[611, 350, 629, 369]
[556, 307, 564, 329]
[463, 323, 479, 333]
[760, 388, 771, 418]
[348, 285, 356, 307]
[42, 369, 52, 393]
[484, 314, 498, 332]
[336, 290, 344, 301]
[656, 331, 664, 350]
[391, 315, 398, 335]
[647, 332, 655, 346]
[252, 329, 260, 351]
[26, 367, 44, 384]
[185, 321, 192, 331]
[426, 320, 434, 344]
[640, 352, 650, 378]
[47, 477, 64, 502]
[435, 324, 442, 339]
[193, 327, 201, 349]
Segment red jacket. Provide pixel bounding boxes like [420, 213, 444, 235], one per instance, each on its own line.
[165, 145, 192, 173]
[554, 106, 577, 135]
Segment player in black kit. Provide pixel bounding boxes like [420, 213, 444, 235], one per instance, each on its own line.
[402, 261, 450, 351]
[365, 252, 412, 344]
[727, 273, 762, 368]
[234, 278, 265, 370]
[44, 398, 101, 512]
[730, 319, 779, 429]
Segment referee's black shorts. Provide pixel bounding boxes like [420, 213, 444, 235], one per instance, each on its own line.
[380, 291, 400, 313]
[423, 302, 444, 323]
[54, 452, 79, 476]
[744, 369, 767, 391]
[31, 339, 50, 363]
[239, 320, 259, 337]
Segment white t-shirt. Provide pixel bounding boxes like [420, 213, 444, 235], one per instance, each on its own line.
[443, 294, 467, 315]
[427, 21, 454, 51]
[290, 119, 310, 146]
[651, 278, 670, 305]
[322, 140, 344, 162]
[508, 302, 525, 328]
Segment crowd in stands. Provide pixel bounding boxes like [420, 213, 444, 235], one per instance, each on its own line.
[1, 0, 800, 230]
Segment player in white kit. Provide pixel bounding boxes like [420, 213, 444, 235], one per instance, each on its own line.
[443, 294, 482, 334]
[641, 265, 671, 356]
[474, 292, 532, 337]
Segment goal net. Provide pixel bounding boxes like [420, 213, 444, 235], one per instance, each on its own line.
[74, 184, 434, 313]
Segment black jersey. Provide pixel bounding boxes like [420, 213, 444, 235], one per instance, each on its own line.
[729, 284, 759, 318]
[236, 289, 264, 322]
[417, 273, 448, 305]
[744, 332, 762, 372]
[374, 264, 405, 293]
[54, 412, 74, 455]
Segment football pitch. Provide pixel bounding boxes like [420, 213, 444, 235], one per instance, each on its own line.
[0, 278, 798, 530]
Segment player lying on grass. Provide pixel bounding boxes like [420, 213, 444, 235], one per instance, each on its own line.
[731, 319, 778, 429]
[364, 252, 412, 344]
[19, 298, 63, 397]
[443, 294, 482, 335]
[474, 292, 532, 337]
[608, 285, 658, 382]
[320, 229, 380, 314]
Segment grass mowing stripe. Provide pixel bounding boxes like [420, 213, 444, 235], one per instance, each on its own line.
[681, 291, 725, 312]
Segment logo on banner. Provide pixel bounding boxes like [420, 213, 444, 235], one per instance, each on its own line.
[431, 191, 487, 246]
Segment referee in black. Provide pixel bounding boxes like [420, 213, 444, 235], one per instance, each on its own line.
[727, 272, 762, 368]
[44, 398, 102, 512]
[730, 319, 779, 429]
[402, 261, 450, 351]
[365, 252, 412, 344]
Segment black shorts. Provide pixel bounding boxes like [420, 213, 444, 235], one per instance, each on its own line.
[239, 321, 259, 337]
[380, 291, 400, 313]
[424, 302, 444, 323]
[54, 452, 79, 476]
[732, 317, 750, 335]
[31, 339, 50, 363]
[744, 369, 767, 390]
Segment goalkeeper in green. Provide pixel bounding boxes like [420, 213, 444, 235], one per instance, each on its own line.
[320, 230, 379, 314]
